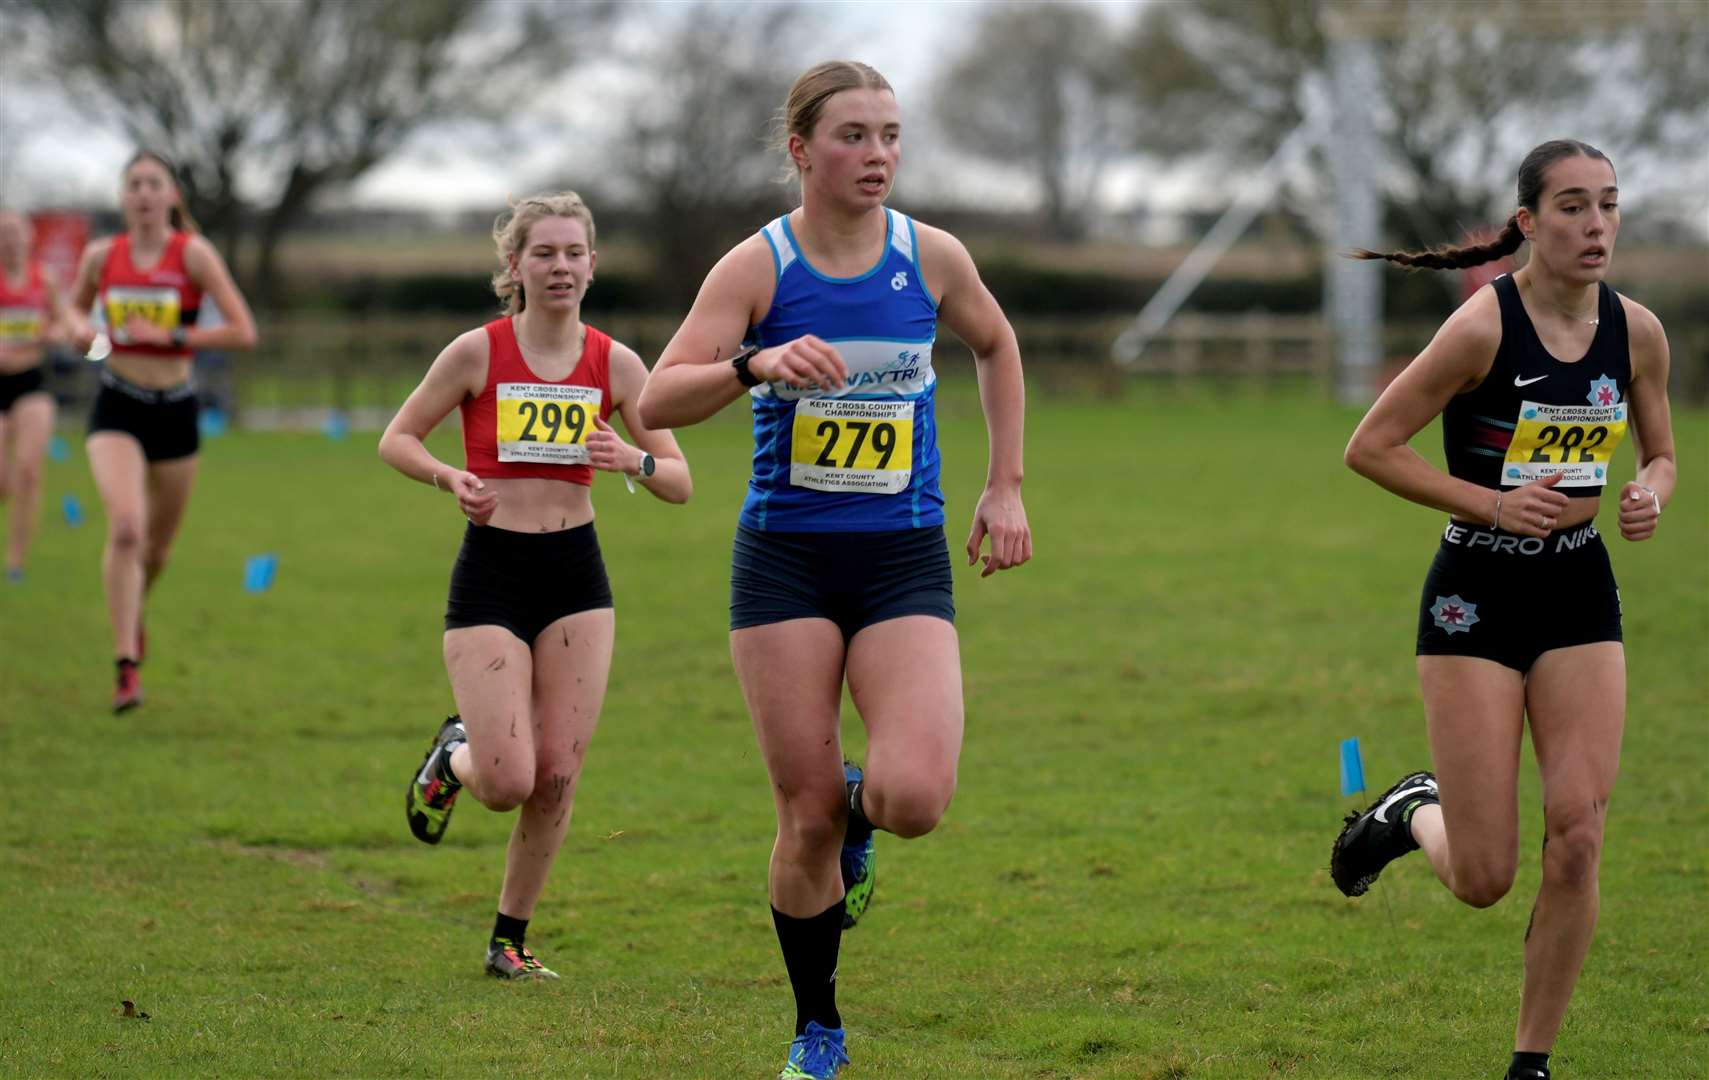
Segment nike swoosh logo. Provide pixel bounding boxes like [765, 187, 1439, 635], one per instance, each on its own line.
[1374, 784, 1434, 823]
[1514, 375, 1549, 387]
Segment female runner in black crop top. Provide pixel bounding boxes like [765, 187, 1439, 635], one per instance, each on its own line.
[1331, 140, 1676, 1080]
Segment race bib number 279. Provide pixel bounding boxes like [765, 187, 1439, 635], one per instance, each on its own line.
[790, 398, 913, 495]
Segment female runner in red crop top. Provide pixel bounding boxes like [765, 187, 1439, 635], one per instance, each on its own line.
[66, 150, 258, 712]
[379, 191, 690, 980]
[0, 208, 71, 584]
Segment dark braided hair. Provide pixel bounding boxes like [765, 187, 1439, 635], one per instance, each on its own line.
[1350, 139, 1614, 271]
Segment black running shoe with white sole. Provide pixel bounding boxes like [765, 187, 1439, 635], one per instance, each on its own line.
[406, 715, 466, 845]
[1330, 770, 1439, 897]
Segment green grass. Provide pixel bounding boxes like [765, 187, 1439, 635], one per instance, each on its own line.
[2, 379, 1704, 1079]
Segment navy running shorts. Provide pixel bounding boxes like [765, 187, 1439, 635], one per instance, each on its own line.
[730, 524, 955, 641]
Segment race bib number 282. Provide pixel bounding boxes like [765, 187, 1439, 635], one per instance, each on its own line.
[1502, 401, 1627, 488]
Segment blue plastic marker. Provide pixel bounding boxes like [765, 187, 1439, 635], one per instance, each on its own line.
[322, 411, 349, 440]
[1340, 737, 1366, 797]
[199, 406, 228, 438]
[62, 494, 84, 527]
[243, 553, 278, 593]
[47, 436, 70, 462]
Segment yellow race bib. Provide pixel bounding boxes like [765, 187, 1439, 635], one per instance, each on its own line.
[1502, 400, 1627, 488]
[105, 285, 181, 343]
[495, 382, 602, 465]
[0, 306, 42, 343]
[790, 398, 914, 495]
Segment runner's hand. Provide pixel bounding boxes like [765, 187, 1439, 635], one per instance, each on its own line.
[586, 416, 640, 474]
[966, 486, 1031, 578]
[751, 335, 847, 392]
[68, 315, 99, 353]
[451, 471, 497, 526]
[121, 313, 171, 346]
[1616, 480, 1662, 542]
[1500, 473, 1569, 539]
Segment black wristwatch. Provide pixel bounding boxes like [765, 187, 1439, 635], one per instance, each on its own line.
[169, 326, 188, 349]
[730, 345, 762, 387]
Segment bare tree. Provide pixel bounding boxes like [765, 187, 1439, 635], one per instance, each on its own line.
[5, 0, 614, 289]
[931, 1, 1133, 239]
[1125, 0, 1709, 248]
[578, 2, 808, 304]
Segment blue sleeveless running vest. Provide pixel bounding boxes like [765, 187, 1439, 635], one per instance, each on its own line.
[739, 208, 943, 532]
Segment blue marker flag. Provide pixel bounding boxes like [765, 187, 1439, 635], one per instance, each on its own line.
[62, 494, 84, 527]
[321, 410, 350, 440]
[243, 553, 278, 593]
[47, 436, 70, 462]
[199, 407, 228, 439]
[1340, 737, 1366, 797]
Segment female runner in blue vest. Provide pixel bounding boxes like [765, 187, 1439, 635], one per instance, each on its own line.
[1331, 141, 1677, 1080]
[639, 61, 1030, 1080]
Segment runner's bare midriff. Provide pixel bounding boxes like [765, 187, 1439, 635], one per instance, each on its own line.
[108, 350, 193, 390]
[477, 475, 596, 533]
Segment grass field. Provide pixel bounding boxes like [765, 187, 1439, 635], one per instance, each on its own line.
[1, 379, 1703, 1079]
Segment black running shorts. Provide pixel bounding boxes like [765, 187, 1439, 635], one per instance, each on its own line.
[87, 369, 199, 462]
[1416, 519, 1621, 673]
[445, 520, 613, 643]
[0, 367, 46, 413]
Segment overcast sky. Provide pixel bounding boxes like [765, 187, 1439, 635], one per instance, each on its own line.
[0, 0, 1150, 216]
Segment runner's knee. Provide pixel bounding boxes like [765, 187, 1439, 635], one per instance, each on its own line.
[108, 514, 145, 552]
[774, 777, 845, 855]
[1541, 812, 1604, 890]
[1450, 856, 1516, 908]
[867, 772, 955, 839]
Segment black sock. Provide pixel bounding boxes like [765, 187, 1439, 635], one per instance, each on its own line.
[116, 657, 138, 672]
[492, 911, 528, 946]
[1397, 798, 1432, 851]
[846, 777, 875, 847]
[436, 738, 465, 786]
[1508, 1051, 1550, 1079]
[772, 901, 843, 1035]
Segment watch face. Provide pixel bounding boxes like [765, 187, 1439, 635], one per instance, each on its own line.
[641, 454, 655, 477]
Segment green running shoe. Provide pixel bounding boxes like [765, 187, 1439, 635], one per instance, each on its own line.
[406, 715, 465, 845]
[840, 760, 876, 929]
[485, 937, 559, 980]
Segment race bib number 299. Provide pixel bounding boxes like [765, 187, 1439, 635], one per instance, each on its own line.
[790, 398, 913, 495]
[496, 383, 602, 464]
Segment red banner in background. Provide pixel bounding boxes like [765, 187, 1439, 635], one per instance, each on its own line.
[1460, 225, 1516, 305]
[30, 211, 91, 294]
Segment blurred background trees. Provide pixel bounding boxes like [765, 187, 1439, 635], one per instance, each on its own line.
[0, 0, 1703, 400]
[1125, 0, 1709, 250]
[6, 0, 616, 291]
[931, 1, 1133, 241]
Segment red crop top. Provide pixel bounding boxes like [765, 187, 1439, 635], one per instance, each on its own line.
[98, 232, 202, 360]
[460, 316, 614, 485]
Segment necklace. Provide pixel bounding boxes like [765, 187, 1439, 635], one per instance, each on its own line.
[1546, 291, 1599, 327]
